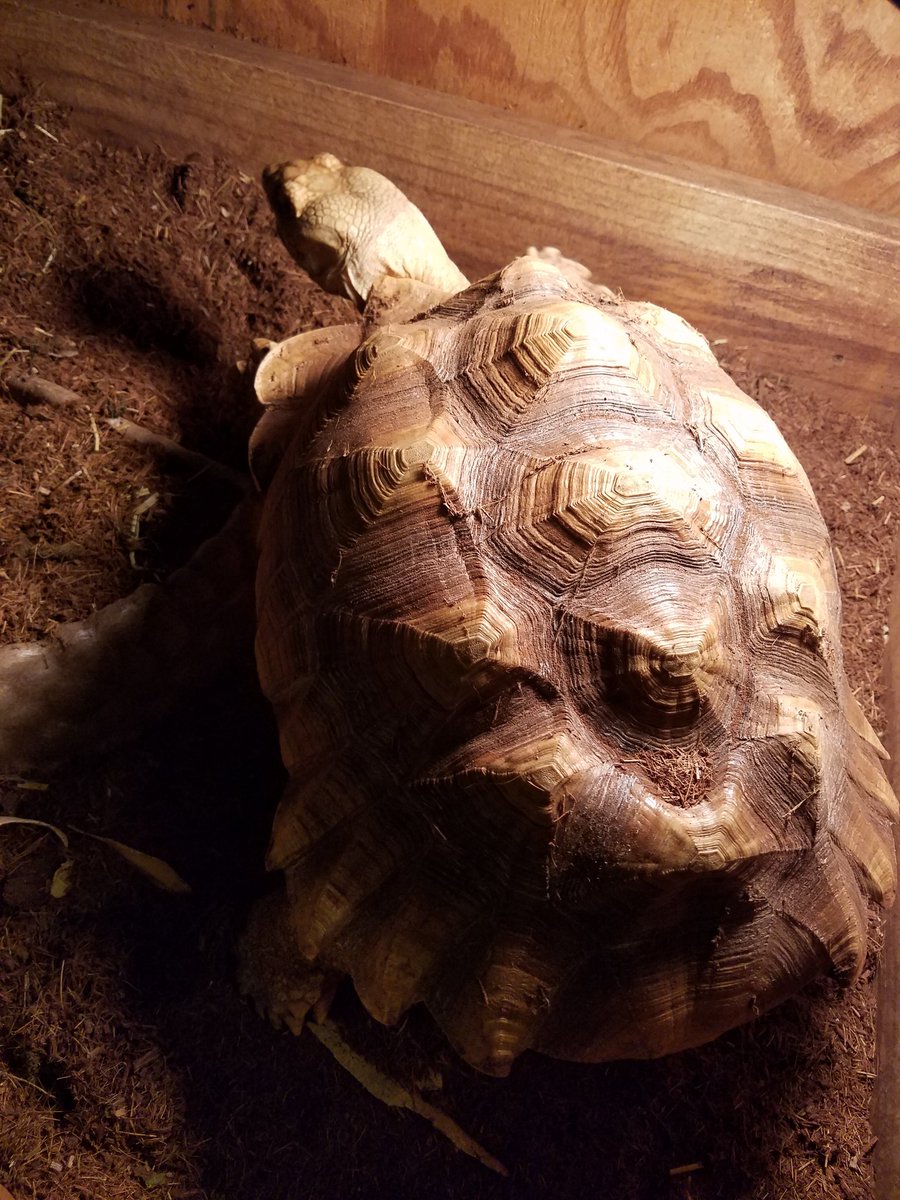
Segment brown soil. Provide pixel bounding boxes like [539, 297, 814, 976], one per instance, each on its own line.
[0, 88, 896, 1200]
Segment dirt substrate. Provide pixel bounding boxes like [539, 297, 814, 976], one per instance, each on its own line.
[0, 90, 898, 1200]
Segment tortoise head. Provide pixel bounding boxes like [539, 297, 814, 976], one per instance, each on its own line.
[263, 152, 468, 308]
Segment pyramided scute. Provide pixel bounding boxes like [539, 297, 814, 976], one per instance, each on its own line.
[757, 553, 832, 642]
[702, 381, 814, 497]
[409, 593, 519, 668]
[627, 301, 717, 362]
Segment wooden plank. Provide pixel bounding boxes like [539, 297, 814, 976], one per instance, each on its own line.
[105, 0, 900, 217]
[1, 0, 899, 424]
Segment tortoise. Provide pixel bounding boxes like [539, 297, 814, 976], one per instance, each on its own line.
[0, 153, 896, 1078]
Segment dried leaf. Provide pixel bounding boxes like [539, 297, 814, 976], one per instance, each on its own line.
[1, 819, 190, 894]
[308, 1019, 508, 1176]
[0, 815, 69, 848]
[141, 1171, 170, 1190]
[50, 859, 74, 898]
[1, 819, 72, 903]
[0, 1183, 18, 1200]
[86, 834, 191, 894]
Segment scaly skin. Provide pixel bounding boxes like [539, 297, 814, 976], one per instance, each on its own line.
[262, 152, 469, 308]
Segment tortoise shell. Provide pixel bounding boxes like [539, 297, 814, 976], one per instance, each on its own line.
[253, 255, 897, 1076]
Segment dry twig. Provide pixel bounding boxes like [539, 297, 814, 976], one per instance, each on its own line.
[308, 1019, 509, 1176]
[5, 372, 81, 408]
[106, 416, 248, 489]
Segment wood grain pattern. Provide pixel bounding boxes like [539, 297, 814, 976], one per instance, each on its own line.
[104, 0, 900, 216]
[1, 0, 898, 421]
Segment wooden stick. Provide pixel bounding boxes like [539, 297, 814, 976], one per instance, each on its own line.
[4, 367, 248, 487]
[5, 372, 81, 408]
[105, 416, 248, 489]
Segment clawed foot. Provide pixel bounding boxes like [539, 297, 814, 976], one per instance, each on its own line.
[237, 890, 340, 1033]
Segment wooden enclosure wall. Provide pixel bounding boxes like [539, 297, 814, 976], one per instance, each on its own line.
[106, 0, 900, 216]
[3, 0, 899, 422]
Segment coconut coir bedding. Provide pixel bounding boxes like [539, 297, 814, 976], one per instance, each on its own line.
[0, 90, 897, 1200]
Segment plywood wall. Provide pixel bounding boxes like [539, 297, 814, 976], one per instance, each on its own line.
[107, 0, 900, 215]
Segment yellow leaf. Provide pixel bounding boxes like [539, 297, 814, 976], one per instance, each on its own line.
[142, 1171, 170, 1190]
[50, 859, 74, 898]
[88, 835, 191, 894]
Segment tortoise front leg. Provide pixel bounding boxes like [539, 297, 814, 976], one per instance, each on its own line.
[0, 497, 260, 775]
[237, 889, 340, 1033]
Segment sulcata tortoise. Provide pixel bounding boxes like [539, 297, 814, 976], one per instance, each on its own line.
[1, 154, 896, 1078]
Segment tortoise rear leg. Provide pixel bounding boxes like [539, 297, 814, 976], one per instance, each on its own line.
[238, 890, 340, 1033]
